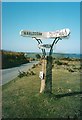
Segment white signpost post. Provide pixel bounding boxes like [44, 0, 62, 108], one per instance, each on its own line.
[20, 28, 70, 94]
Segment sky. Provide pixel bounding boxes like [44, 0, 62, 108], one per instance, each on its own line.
[2, 0, 81, 2]
[2, 2, 80, 53]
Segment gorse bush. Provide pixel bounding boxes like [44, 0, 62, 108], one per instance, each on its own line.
[1, 50, 30, 69]
[18, 70, 36, 78]
[35, 54, 41, 59]
[55, 60, 68, 66]
[18, 71, 27, 78]
[55, 60, 63, 65]
[32, 64, 36, 68]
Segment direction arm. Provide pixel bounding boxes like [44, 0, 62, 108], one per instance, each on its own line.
[49, 37, 61, 56]
[32, 37, 46, 58]
[32, 37, 42, 44]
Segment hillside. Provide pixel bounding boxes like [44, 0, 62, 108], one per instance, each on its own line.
[1, 50, 30, 69]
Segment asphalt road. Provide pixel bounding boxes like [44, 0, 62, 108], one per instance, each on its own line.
[1, 61, 39, 85]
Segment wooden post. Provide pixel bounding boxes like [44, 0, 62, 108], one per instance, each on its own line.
[45, 56, 52, 94]
[39, 39, 57, 94]
[40, 58, 46, 93]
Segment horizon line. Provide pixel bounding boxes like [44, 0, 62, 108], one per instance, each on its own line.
[1, 49, 81, 54]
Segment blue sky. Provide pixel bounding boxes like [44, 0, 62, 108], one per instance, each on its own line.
[2, 2, 80, 53]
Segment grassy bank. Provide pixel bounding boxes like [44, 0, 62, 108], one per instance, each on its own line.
[2, 58, 81, 119]
[1, 50, 30, 69]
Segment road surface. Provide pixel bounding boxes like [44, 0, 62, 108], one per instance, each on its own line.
[1, 61, 39, 85]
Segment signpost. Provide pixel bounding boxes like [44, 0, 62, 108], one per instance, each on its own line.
[20, 28, 70, 94]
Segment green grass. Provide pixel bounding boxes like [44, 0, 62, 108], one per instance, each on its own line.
[2, 59, 81, 119]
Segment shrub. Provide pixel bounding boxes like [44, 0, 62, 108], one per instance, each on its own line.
[18, 70, 36, 78]
[18, 71, 27, 78]
[54, 60, 68, 66]
[32, 64, 36, 68]
[30, 71, 36, 75]
[55, 60, 63, 65]
[67, 68, 75, 72]
[35, 54, 41, 59]
[52, 64, 54, 68]
[28, 69, 36, 75]
[62, 62, 68, 66]
[2, 50, 29, 69]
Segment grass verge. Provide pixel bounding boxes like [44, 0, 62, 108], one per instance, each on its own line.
[2, 59, 81, 119]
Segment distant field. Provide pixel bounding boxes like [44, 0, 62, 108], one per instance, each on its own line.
[2, 58, 81, 119]
[26, 52, 81, 59]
